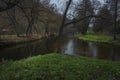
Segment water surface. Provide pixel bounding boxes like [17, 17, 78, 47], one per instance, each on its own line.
[0, 35, 120, 61]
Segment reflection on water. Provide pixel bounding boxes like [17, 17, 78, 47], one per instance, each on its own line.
[88, 42, 98, 58]
[63, 39, 74, 55]
[0, 35, 120, 61]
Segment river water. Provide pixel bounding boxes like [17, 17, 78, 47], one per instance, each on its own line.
[0, 34, 120, 62]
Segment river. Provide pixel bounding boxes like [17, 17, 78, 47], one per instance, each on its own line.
[0, 34, 120, 62]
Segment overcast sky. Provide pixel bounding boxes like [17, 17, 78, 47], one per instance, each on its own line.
[50, 0, 104, 6]
[49, 0, 104, 15]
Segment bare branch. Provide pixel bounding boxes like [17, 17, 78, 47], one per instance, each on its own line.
[65, 15, 106, 26]
[0, 0, 23, 12]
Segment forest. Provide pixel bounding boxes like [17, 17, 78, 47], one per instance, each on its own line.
[0, 0, 120, 80]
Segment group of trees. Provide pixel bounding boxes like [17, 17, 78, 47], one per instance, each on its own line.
[4, 0, 42, 36]
[93, 5, 113, 34]
[74, 0, 120, 36]
[75, 0, 94, 34]
[0, 0, 61, 37]
[0, 0, 120, 40]
[59, 0, 120, 40]
[93, 0, 120, 39]
[93, 0, 120, 40]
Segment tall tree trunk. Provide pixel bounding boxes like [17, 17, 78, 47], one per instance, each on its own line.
[82, 0, 87, 34]
[113, 0, 118, 40]
[59, 0, 72, 36]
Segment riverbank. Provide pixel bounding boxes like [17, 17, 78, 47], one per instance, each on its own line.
[0, 34, 57, 48]
[0, 53, 120, 80]
[76, 34, 120, 45]
[0, 35, 42, 48]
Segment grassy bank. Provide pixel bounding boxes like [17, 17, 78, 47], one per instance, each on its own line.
[0, 35, 41, 47]
[0, 53, 120, 80]
[76, 34, 120, 45]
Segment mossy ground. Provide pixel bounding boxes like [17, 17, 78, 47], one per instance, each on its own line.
[0, 53, 120, 80]
[76, 34, 113, 43]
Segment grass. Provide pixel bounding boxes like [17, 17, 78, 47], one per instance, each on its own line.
[0, 53, 120, 80]
[76, 34, 114, 43]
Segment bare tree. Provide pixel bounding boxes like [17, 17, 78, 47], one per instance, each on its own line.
[59, 0, 72, 36]
[75, 0, 94, 34]
[17, 0, 40, 36]
[93, 5, 114, 34]
[6, 8, 20, 37]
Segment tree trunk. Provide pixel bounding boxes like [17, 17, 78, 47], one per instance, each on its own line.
[59, 0, 72, 37]
[113, 0, 118, 40]
[45, 23, 49, 37]
[6, 10, 20, 37]
[26, 18, 34, 36]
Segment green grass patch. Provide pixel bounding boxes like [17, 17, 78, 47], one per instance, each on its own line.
[0, 53, 120, 80]
[76, 34, 114, 43]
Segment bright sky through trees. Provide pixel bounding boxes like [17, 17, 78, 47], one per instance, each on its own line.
[50, 0, 104, 18]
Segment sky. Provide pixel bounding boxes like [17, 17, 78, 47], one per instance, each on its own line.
[49, 0, 105, 16]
